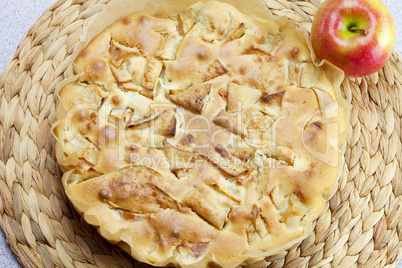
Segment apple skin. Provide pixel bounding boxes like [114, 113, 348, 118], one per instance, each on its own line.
[311, 0, 395, 77]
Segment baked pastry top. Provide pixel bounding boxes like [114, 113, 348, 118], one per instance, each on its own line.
[53, 1, 346, 267]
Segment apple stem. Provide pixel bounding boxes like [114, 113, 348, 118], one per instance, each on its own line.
[349, 26, 367, 36]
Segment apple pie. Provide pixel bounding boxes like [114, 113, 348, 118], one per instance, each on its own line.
[53, 1, 347, 267]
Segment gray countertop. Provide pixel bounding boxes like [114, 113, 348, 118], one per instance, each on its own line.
[0, 0, 401, 267]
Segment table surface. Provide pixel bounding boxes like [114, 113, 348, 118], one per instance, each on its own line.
[0, 0, 401, 267]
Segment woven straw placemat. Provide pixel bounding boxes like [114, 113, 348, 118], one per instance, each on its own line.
[0, 0, 401, 267]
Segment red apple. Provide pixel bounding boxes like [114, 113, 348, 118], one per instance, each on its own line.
[311, 0, 395, 77]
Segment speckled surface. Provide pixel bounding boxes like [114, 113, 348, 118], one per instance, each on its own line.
[0, 0, 401, 267]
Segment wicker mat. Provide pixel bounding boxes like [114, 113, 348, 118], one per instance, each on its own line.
[0, 0, 401, 267]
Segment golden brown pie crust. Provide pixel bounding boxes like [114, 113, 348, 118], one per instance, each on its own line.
[53, 1, 347, 267]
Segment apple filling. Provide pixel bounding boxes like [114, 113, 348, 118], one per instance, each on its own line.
[53, 1, 346, 267]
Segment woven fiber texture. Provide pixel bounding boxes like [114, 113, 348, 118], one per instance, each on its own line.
[0, 0, 401, 267]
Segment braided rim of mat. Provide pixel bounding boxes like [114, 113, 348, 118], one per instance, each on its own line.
[0, 0, 401, 267]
